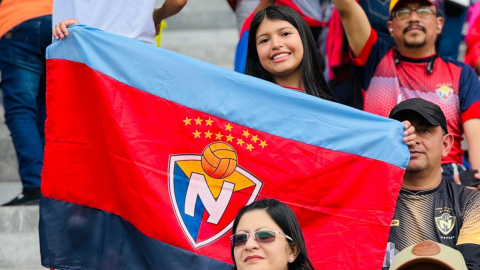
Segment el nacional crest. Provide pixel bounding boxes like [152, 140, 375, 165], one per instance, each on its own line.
[435, 85, 454, 102]
[168, 116, 265, 249]
[435, 212, 456, 235]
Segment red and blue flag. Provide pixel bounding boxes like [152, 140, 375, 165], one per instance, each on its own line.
[40, 25, 409, 270]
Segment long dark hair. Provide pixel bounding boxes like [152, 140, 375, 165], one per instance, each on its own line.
[245, 5, 334, 101]
[231, 199, 315, 270]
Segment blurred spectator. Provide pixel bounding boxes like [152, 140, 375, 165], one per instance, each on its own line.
[226, 0, 260, 30]
[0, 0, 52, 206]
[465, 2, 480, 76]
[52, 0, 187, 44]
[465, 0, 480, 29]
[439, 0, 469, 59]
[389, 240, 468, 270]
[384, 99, 480, 270]
[335, 0, 480, 182]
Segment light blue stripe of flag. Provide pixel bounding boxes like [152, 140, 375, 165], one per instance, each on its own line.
[47, 25, 409, 169]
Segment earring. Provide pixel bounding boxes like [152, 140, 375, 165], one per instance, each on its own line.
[389, 29, 393, 32]
[289, 257, 293, 261]
[437, 25, 441, 29]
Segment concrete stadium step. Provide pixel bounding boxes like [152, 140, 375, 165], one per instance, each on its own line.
[161, 28, 238, 70]
[156, 0, 237, 30]
[0, 182, 22, 206]
[0, 97, 20, 183]
[0, 205, 41, 269]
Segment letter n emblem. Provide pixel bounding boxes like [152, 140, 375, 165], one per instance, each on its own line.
[168, 154, 263, 248]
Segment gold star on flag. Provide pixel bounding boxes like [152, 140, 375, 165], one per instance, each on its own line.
[205, 118, 214, 126]
[242, 130, 250, 138]
[183, 117, 192, 126]
[204, 130, 213, 139]
[193, 130, 201, 138]
[225, 123, 233, 131]
[237, 138, 245, 146]
[246, 144, 254, 151]
[251, 135, 259, 143]
[215, 132, 223, 140]
[260, 140, 267, 148]
[195, 117, 203, 125]
[226, 134, 234, 142]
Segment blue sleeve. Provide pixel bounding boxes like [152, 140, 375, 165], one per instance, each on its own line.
[454, 62, 480, 123]
[458, 64, 480, 114]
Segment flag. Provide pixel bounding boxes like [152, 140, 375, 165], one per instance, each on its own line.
[40, 25, 409, 270]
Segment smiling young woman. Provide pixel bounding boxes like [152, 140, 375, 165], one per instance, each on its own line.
[230, 199, 315, 270]
[245, 5, 335, 101]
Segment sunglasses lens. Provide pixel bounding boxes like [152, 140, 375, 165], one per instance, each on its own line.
[234, 234, 249, 247]
[256, 231, 276, 243]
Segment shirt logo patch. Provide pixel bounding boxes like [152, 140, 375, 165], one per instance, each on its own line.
[391, 220, 399, 226]
[435, 213, 456, 235]
[435, 86, 454, 101]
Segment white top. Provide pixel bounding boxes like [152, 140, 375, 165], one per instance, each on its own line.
[53, 0, 156, 44]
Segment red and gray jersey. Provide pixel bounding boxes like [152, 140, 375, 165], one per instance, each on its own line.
[352, 29, 480, 165]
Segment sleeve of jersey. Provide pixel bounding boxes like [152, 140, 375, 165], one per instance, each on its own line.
[457, 192, 480, 270]
[350, 28, 378, 67]
[350, 28, 390, 90]
[459, 65, 480, 123]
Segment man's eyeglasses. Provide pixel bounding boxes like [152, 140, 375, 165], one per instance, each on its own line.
[229, 230, 293, 247]
[395, 7, 436, 20]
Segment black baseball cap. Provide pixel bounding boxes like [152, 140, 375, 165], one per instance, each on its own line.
[389, 98, 448, 134]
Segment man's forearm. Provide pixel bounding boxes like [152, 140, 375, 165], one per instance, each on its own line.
[153, 0, 188, 25]
[333, 0, 372, 57]
[334, 0, 359, 13]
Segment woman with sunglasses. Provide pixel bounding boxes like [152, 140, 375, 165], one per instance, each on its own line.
[230, 199, 314, 270]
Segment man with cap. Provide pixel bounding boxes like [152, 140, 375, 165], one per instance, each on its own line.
[390, 240, 468, 270]
[334, 0, 480, 186]
[384, 98, 480, 270]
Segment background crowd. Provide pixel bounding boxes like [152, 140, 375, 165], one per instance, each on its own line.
[0, 0, 479, 269]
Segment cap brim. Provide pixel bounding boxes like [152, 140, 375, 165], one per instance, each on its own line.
[390, 108, 442, 127]
[390, 0, 439, 12]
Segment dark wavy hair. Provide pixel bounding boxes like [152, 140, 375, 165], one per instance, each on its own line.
[230, 199, 315, 270]
[245, 5, 334, 101]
